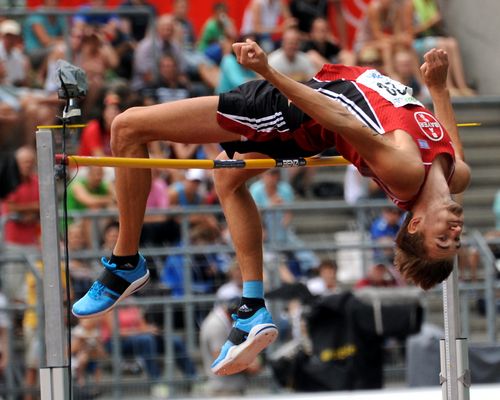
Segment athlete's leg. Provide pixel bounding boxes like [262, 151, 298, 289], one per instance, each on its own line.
[72, 97, 240, 318]
[110, 96, 240, 256]
[213, 151, 268, 282]
[212, 151, 278, 375]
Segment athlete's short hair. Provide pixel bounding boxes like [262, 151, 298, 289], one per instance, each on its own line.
[394, 212, 454, 290]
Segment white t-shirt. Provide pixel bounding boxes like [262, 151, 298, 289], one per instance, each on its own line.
[0, 42, 27, 86]
[268, 49, 316, 82]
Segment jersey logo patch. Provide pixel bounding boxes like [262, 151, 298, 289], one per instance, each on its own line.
[417, 139, 430, 149]
[414, 111, 444, 141]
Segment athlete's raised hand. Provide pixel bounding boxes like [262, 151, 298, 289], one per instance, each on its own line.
[232, 39, 269, 76]
[420, 48, 449, 91]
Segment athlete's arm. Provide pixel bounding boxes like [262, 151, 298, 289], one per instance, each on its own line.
[420, 48, 471, 193]
[232, 39, 422, 191]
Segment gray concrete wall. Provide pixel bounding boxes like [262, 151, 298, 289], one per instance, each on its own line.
[440, 0, 500, 95]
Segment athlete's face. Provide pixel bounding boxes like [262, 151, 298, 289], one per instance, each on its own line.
[418, 201, 464, 259]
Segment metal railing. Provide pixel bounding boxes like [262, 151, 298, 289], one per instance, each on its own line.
[1, 201, 499, 398]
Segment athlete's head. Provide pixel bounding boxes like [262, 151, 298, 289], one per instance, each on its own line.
[394, 201, 464, 289]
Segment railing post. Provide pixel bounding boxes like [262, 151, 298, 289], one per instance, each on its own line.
[163, 301, 175, 394]
[472, 230, 497, 342]
[180, 214, 196, 355]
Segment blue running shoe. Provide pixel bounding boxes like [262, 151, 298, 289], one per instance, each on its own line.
[72, 254, 149, 318]
[211, 307, 278, 376]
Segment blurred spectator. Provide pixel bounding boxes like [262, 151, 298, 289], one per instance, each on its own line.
[0, 146, 39, 305]
[306, 258, 339, 296]
[142, 54, 192, 104]
[370, 207, 402, 264]
[485, 191, 500, 267]
[44, 23, 119, 117]
[22, 0, 66, 71]
[101, 219, 119, 252]
[173, 0, 220, 92]
[215, 34, 257, 94]
[78, 91, 122, 157]
[355, 262, 399, 288]
[139, 163, 180, 247]
[172, 0, 196, 48]
[354, 0, 416, 76]
[71, 317, 106, 390]
[132, 14, 187, 91]
[370, 207, 402, 239]
[75, 25, 120, 115]
[73, 0, 139, 82]
[268, 27, 317, 82]
[344, 164, 370, 205]
[0, 150, 21, 199]
[0, 291, 10, 380]
[100, 302, 168, 396]
[66, 165, 115, 243]
[119, 0, 158, 42]
[289, 0, 329, 35]
[343, 165, 386, 225]
[1, 22, 58, 147]
[197, 2, 237, 65]
[250, 169, 318, 274]
[73, 0, 121, 36]
[240, 0, 295, 53]
[168, 168, 220, 235]
[67, 222, 97, 301]
[392, 48, 426, 100]
[216, 260, 243, 301]
[458, 245, 480, 282]
[494, 190, 500, 231]
[199, 292, 262, 396]
[101, 299, 197, 390]
[0, 20, 29, 87]
[402, 0, 475, 96]
[302, 17, 356, 70]
[161, 224, 230, 296]
[250, 169, 293, 242]
[0, 82, 20, 148]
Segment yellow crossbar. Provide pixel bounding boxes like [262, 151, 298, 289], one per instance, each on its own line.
[59, 155, 350, 169]
[38, 122, 481, 130]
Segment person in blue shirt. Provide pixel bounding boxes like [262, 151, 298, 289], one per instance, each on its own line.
[370, 207, 403, 263]
[23, 0, 66, 67]
[249, 169, 318, 275]
[216, 34, 257, 94]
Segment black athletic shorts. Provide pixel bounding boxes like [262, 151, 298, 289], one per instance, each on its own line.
[217, 80, 323, 159]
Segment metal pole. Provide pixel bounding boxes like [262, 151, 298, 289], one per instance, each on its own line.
[36, 128, 70, 400]
[163, 302, 175, 394]
[440, 257, 470, 400]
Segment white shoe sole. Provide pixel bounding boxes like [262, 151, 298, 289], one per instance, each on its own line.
[73, 270, 150, 319]
[212, 323, 278, 376]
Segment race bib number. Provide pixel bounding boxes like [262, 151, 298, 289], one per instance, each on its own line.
[356, 69, 423, 108]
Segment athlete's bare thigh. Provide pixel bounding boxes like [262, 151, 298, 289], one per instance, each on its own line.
[117, 96, 241, 145]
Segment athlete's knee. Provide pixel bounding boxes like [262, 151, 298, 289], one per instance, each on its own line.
[213, 154, 246, 197]
[110, 107, 143, 154]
